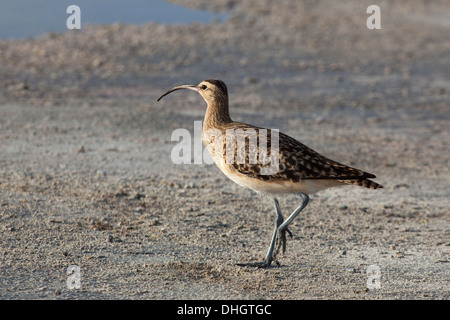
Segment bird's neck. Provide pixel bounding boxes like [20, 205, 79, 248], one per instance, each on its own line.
[203, 98, 232, 131]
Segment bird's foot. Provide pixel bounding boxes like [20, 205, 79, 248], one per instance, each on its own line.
[236, 256, 279, 268]
[275, 227, 293, 256]
[236, 228, 293, 268]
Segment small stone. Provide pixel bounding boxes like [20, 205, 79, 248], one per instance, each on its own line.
[77, 145, 86, 153]
[96, 170, 107, 177]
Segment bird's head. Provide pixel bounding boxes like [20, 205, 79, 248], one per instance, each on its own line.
[157, 79, 228, 105]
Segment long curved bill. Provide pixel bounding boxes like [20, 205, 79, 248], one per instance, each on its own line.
[157, 84, 199, 102]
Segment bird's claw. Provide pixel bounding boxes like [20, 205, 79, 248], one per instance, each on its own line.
[275, 227, 293, 256]
[236, 228, 293, 268]
[236, 257, 279, 268]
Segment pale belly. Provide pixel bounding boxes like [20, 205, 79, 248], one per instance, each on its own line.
[215, 159, 344, 196]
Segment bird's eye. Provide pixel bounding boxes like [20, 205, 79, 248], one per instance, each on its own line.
[201, 85, 207, 90]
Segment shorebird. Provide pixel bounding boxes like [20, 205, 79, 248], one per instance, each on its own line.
[157, 79, 382, 268]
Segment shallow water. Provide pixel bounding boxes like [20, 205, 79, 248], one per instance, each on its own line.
[0, 0, 226, 39]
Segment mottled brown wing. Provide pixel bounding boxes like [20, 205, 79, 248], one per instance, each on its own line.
[273, 132, 376, 181]
[222, 124, 375, 183]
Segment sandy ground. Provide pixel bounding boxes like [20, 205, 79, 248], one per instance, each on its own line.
[0, 0, 449, 300]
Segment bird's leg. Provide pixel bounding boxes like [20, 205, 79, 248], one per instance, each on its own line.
[262, 198, 284, 265]
[274, 193, 309, 256]
[237, 198, 284, 268]
[237, 194, 308, 268]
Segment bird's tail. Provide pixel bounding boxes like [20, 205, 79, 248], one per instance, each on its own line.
[339, 178, 383, 189]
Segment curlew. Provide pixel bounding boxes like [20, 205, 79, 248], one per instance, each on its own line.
[157, 79, 382, 268]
